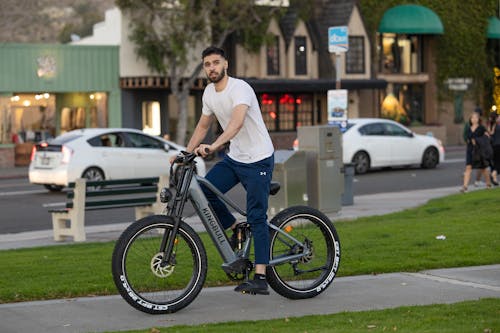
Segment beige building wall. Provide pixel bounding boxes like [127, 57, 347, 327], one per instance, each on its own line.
[235, 44, 261, 77]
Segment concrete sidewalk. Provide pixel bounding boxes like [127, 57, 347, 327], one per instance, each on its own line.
[0, 265, 498, 333]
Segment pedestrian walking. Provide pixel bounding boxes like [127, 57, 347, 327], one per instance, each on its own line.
[463, 109, 486, 186]
[461, 112, 492, 192]
[487, 111, 500, 186]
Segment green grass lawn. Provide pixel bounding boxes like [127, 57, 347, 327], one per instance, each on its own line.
[104, 298, 500, 333]
[0, 188, 499, 303]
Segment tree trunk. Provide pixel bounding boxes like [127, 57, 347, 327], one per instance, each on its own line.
[175, 87, 190, 145]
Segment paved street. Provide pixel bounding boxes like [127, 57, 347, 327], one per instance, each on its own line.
[0, 147, 467, 234]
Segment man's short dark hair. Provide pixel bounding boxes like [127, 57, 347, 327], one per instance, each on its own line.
[202, 46, 225, 59]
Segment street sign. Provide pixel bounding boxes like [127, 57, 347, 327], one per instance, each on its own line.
[328, 26, 349, 53]
[445, 77, 472, 91]
[328, 89, 348, 130]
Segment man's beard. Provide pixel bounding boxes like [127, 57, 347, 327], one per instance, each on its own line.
[208, 68, 226, 83]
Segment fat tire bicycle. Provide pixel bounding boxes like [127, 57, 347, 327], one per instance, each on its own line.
[111, 151, 341, 314]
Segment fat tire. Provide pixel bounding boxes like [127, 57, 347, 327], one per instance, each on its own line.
[111, 215, 207, 314]
[266, 206, 341, 299]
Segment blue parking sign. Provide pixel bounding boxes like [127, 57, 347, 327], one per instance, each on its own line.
[328, 26, 348, 53]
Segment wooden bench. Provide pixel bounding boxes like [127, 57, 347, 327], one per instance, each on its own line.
[49, 176, 168, 242]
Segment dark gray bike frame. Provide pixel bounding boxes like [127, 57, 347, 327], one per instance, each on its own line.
[188, 175, 309, 268]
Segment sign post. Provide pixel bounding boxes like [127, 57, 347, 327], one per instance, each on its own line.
[445, 77, 472, 123]
[328, 26, 349, 129]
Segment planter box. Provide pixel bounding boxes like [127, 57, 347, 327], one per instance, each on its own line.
[0, 145, 15, 168]
[14, 143, 34, 166]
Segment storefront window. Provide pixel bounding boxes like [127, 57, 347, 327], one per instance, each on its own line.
[381, 84, 424, 125]
[142, 101, 161, 136]
[260, 93, 313, 132]
[59, 92, 108, 133]
[0, 93, 56, 144]
[379, 33, 423, 74]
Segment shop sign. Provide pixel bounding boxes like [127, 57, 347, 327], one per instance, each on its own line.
[36, 55, 56, 78]
[328, 89, 348, 130]
[328, 26, 349, 53]
[445, 77, 472, 91]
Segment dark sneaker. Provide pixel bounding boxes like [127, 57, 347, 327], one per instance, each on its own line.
[234, 275, 269, 295]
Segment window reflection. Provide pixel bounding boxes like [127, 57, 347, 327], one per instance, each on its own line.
[260, 93, 313, 132]
[379, 33, 422, 74]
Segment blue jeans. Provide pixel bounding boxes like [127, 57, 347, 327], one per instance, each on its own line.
[201, 154, 274, 265]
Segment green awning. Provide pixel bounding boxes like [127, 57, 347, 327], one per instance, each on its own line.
[487, 16, 500, 39]
[378, 4, 444, 35]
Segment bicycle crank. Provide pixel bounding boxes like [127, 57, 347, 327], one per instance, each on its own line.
[151, 252, 175, 278]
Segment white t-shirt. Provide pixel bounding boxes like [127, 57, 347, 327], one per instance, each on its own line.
[202, 77, 274, 163]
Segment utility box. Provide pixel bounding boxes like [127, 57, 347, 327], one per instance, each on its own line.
[268, 150, 307, 217]
[297, 125, 343, 213]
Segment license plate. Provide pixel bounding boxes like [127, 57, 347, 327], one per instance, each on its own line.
[41, 156, 51, 165]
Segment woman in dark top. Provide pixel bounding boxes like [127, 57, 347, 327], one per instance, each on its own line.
[487, 111, 500, 186]
[461, 112, 492, 192]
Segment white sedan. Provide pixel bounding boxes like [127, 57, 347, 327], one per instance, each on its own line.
[29, 128, 206, 191]
[343, 118, 445, 174]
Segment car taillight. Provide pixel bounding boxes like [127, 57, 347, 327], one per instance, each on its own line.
[61, 146, 73, 164]
[30, 146, 37, 161]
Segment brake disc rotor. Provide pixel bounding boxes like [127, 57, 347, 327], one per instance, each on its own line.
[150, 252, 175, 278]
[299, 240, 314, 264]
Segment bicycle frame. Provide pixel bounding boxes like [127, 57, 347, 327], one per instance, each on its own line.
[161, 156, 310, 272]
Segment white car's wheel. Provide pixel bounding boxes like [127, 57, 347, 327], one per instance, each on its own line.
[44, 184, 64, 192]
[82, 167, 105, 181]
[352, 151, 370, 174]
[421, 147, 439, 169]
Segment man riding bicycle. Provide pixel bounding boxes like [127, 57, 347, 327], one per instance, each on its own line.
[181, 46, 275, 295]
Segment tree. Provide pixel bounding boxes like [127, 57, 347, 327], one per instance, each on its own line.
[116, 0, 286, 145]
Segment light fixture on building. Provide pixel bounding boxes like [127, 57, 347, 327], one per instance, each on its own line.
[89, 94, 95, 100]
[43, 93, 50, 99]
[35, 94, 43, 100]
[23, 100, 31, 107]
[10, 95, 20, 102]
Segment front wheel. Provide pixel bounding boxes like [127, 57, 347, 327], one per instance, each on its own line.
[421, 147, 439, 169]
[266, 206, 341, 299]
[111, 215, 207, 314]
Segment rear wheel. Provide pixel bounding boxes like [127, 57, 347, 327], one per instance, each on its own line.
[266, 206, 341, 299]
[421, 147, 439, 169]
[112, 215, 207, 314]
[352, 151, 370, 174]
[82, 167, 104, 181]
[43, 184, 64, 192]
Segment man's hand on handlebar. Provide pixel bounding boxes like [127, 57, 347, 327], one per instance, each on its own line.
[194, 144, 212, 158]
